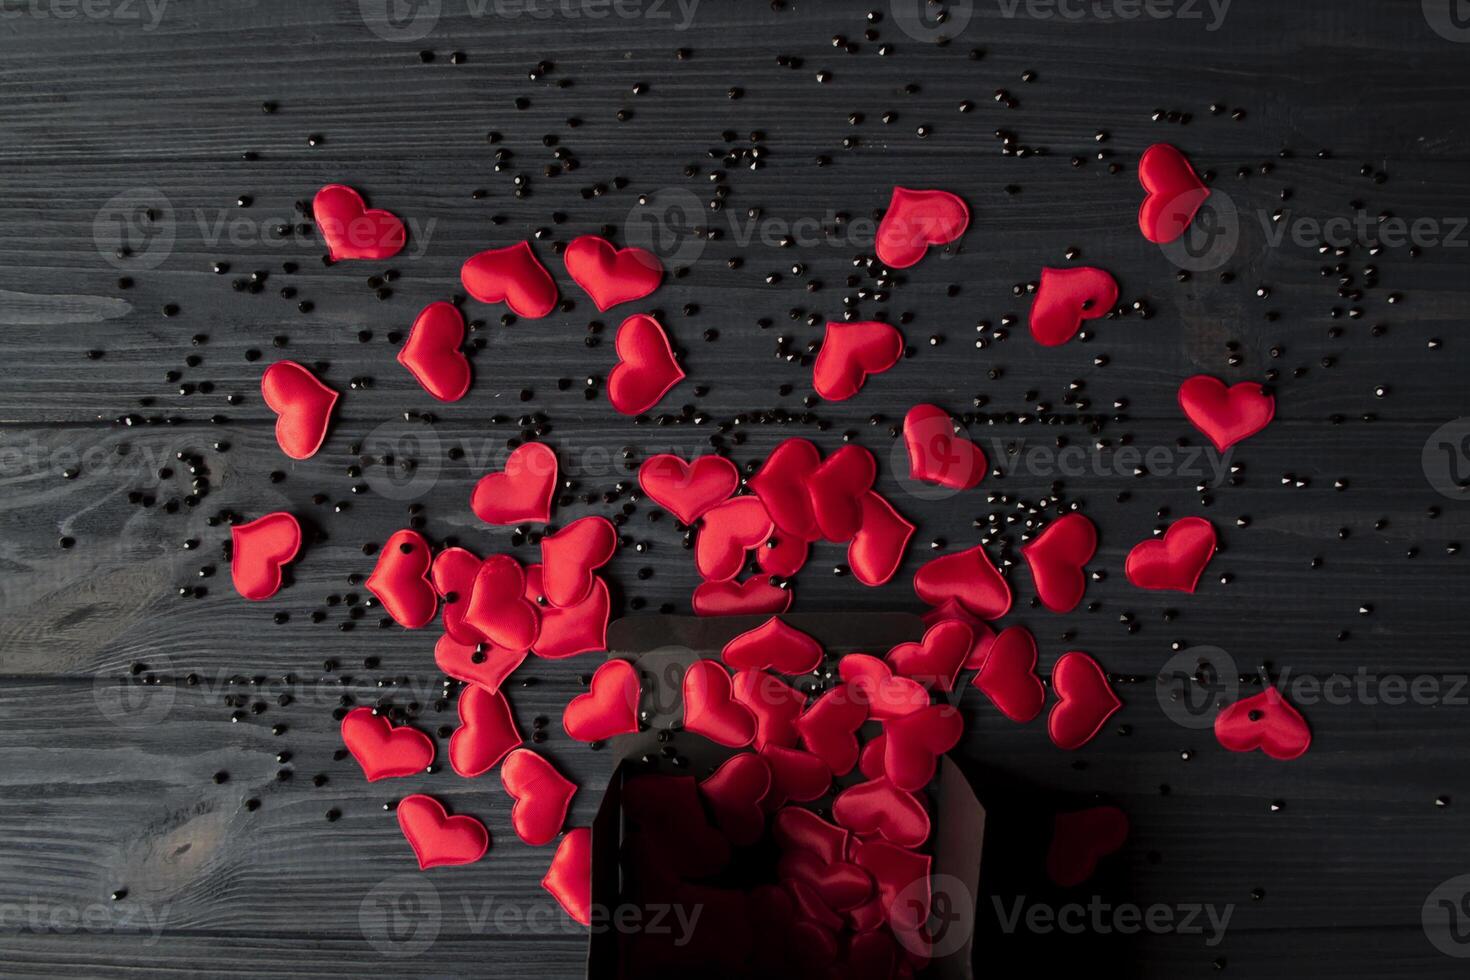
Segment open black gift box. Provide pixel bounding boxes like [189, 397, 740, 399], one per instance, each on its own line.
[583, 612, 984, 979]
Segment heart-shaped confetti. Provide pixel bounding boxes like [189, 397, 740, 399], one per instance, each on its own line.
[607, 313, 684, 415]
[431, 546, 484, 645]
[848, 492, 915, 587]
[340, 706, 433, 781]
[313, 184, 406, 261]
[692, 574, 793, 617]
[449, 682, 522, 777]
[1022, 512, 1097, 613]
[903, 403, 987, 490]
[500, 748, 576, 846]
[435, 634, 526, 694]
[778, 848, 873, 911]
[563, 659, 640, 742]
[366, 529, 438, 629]
[471, 441, 558, 526]
[1029, 266, 1119, 346]
[463, 555, 540, 652]
[973, 626, 1045, 723]
[699, 752, 771, 846]
[1125, 516, 1217, 593]
[261, 360, 338, 460]
[795, 685, 867, 776]
[732, 669, 805, 750]
[397, 794, 489, 870]
[398, 301, 471, 402]
[542, 826, 592, 924]
[756, 532, 809, 578]
[1214, 686, 1312, 760]
[1046, 805, 1128, 887]
[1048, 651, 1122, 750]
[1178, 374, 1275, 452]
[922, 599, 997, 669]
[759, 745, 832, 808]
[540, 515, 617, 608]
[682, 659, 757, 747]
[695, 496, 775, 582]
[883, 703, 962, 792]
[638, 453, 739, 525]
[722, 616, 823, 674]
[885, 619, 973, 692]
[851, 840, 931, 933]
[773, 807, 850, 865]
[562, 234, 663, 310]
[913, 542, 1012, 620]
[230, 512, 301, 601]
[833, 777, 931, 849]
[1137, 143, 1210, 244]
[812, 320, 904, 401]
[748, 438, 822, 541]
[807, 444, 875, 543]
[525, 564, 609, 659]
[839, 653, 928, 719]
[461, 240, 558, 318]
[875, 187, 970, 269]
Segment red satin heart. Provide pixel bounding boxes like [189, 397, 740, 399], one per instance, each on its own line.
[340, 706, 433, 781]
[813, 320, 904, 401]
[1137, 142, 1210, 244]
[858, 733, 887, 781]
[807, 444, 875, 543]
[748, 438, 822, 541]
[682, 659, 757, 747]
[833, 777, 931, 848]
[759, 745, 832, 808]
[903, 403, 987, 490]
[449, 682, 522, 777]
[1214, 686, 1311, 760]
[757, 532, 809, 578]
[849, 491, 915, 587]
[1178, 374, 1275, 452]
[540, 516, 617, 608]
[398, 301, 471, 402]
[563, 659, 640, 742]
[431, 546, 483, 644]
[562, 234, 663, 311]
[1023, 512, 1097, 613]
[795, 685, 867, 775]
[312, 184, 406, 261]
[885, 620, 973, 692]
[875, 187, 970, 269]
[850, 839, 932, 933]
[732, 668, 806, 750]
[500, 748, 576, 845]
[922, 599, 997, 669]
[524, 564, 609, 660]
[778, 849, 873, 911]
[913, 542, 1012, 620]
[696, 496, 775, 582]
[461, 240, 558, 318]
[471, 441, 558, 525]
[230, 512, 301, 601]
[261, 360, 338, 460]
[842, 929, 901, 980]
[883, 704, 962, 792]
[699, 752, 771, 846]
[722, 616, 823, 674]
[435, 634, 526, 694]
[463, 555, 539, 652]
[774, 807, 851, 865]
[973, 625, 1045, 723]
[1049, 651, 1122, 750]
[1029, 266, 1119, 346]
[542, 826, 592, 924]
[1046, 805, 1128, 887]
[638, 453, 738, 525]
[366, 529, 438, 629]
[1125, 516, 1217, 593]
[397, 794, 489, 869]
[692, 574, 793, 617]
[839, 653, 928, 720]
[608, 313, 684, 415]
[787, 876, 846, 931]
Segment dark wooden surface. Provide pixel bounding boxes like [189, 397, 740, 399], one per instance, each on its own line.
[1, 0, 1469, 976]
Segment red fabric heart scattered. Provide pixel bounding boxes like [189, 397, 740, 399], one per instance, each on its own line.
[230, 511, 301, 601]
[732, 669, 806, 750]
[723, 616, 824, 674]
[691, 574, 793, 617]
[1214, 686, 1312, 760]
[431, 546, 483, 645]
[1022, 512, 1097, 613]
[849, 492, 915, 587]
[1125, 516, 1217, 593]
[903, 403, 987, 490]
[973, 626, 1045, 722]
[340, 706, 434, 781]
[695, 496, 775, 582]
[748, 438, 822, 540]
[839, 653, 928, 720]
[562, 234, 663, 311]
[525, 564, 609, 660]
[1029, 266, 1119, 346]
[434, 634, 526, 694]
[1046, 805, 1128, 887]
[1048, 652, 1122, 750]
[699, 752, 771, 846]
[398, 301, 471, 402]
[883, 704, 963, 792]
[757, 532, 809, 578]
[1137, 143, 1210, 244]
[682, 659, 757, 748]
[875, 187, 970, 269]
[638, 453, 738, 525]
[833, 777, 931, 849]
[885, 620, 973, 692]
[759, 745, 832, 808]
[540, 516, 617, 608]
[773, 807, 850, 865]
[913, 542, 1012, 620]
[563, 659, 640, 742]
[462, 555, 539, 652]
[607, 313, 684, 415]
[500, 748, 576, 846]
[795, 685, 868, 776]
[778, 848, 873, 911]
[449, 682, 522, 777]
[471, 441, 558, 525]
[812, 320, 904, 401]
[922, 599, 997, 669]
[807, 444, 876, 542]
[460, 240, 558, 318]
[313, 184, 406, 261]
[851, 839, 932, 933]
[261, 360, 338, 460]
[366, 529, 438, 629]
[1178, 374, 1275, 452]
[542, 826, 592, 924]
[397, 794, 489, 870]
